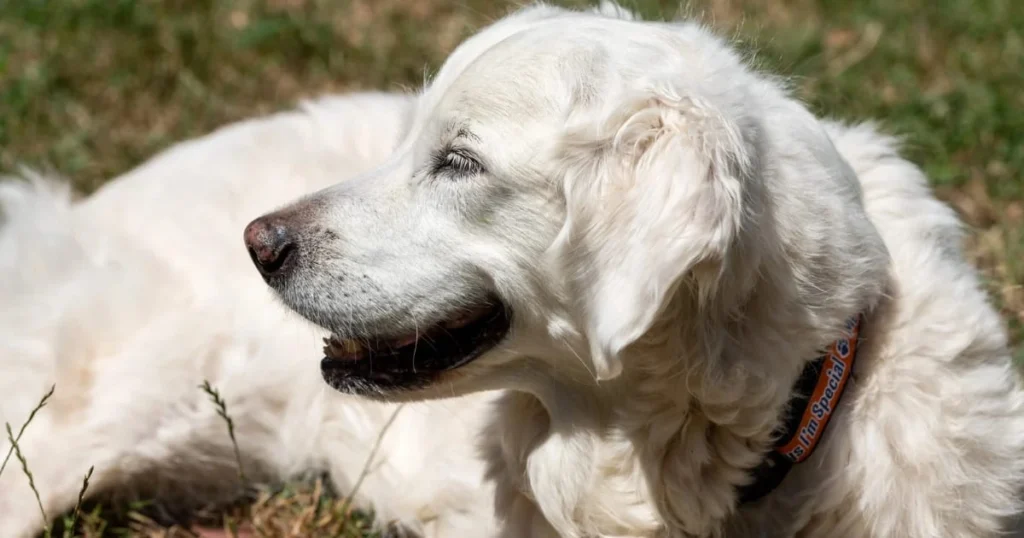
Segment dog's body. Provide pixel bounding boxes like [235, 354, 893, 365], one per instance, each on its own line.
[3, 4, 1024, 538]
[0, 93, 501, 538]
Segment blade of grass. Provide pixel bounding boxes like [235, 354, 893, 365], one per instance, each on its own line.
[199, 380, 247, 486]
[0, 384, 55, 479]
[6, 422, 50, 537]
[63, 465, 94, 538]
[337, 405, 404, 529]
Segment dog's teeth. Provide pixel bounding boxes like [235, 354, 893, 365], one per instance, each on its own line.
[343, 339, 362, 353]
[323, 336, 364, 360]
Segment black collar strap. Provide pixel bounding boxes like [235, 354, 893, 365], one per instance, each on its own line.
[737, 315, 863, 505]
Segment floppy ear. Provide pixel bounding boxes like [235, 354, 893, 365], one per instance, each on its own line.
[552, 83, 761, 381]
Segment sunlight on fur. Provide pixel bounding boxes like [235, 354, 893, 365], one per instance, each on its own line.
[2, 2, 1023, 537]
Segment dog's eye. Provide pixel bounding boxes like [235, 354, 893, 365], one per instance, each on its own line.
[433, 149, 483, 178]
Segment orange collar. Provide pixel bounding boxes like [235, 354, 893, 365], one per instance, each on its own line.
[737, 315, 863, 505]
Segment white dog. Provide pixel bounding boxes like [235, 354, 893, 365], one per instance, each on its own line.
[0, 92, 502, 537]
[2, 3, 1023, 538]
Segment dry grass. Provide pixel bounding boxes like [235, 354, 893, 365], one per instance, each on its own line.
[71, 481, 387, 538]
[1, 0, 1021, 535]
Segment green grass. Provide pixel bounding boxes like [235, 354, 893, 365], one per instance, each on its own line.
[2, 0, 1022, 534]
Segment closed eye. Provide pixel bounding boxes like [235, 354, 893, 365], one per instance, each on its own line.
[432, 148, 484, 178]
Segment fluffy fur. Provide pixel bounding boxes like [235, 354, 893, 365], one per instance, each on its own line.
[2, 3, 1023, 537]
[0, 93, 501, 538]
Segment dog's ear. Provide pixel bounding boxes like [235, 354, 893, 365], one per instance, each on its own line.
[552, 82, 760, 381]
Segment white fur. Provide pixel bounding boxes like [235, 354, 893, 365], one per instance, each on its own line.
[2, 3, 1023, 538]
[0, 93, 500, 538]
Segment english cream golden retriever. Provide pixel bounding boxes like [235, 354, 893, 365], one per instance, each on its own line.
[2, 3, 1023, 537]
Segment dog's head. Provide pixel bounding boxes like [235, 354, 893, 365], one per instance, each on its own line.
[244, 4, 886, 400]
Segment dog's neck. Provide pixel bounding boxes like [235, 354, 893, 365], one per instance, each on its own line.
[499, 119, 894, 535]
[503, 258, 888, 537]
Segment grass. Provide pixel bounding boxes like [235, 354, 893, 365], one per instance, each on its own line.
[5, 424, 48, 536]
[199, 381, 248, 485]
[0, 384, 54, 478]
[64, 466, 95, 538]
[1, 0, 1021, 535]
[3, 388, 55, 537]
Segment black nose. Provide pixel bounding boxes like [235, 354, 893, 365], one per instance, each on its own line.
[243, 216, 297, 277]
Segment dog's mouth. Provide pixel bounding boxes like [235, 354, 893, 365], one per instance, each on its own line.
[319, 295, 512, 395]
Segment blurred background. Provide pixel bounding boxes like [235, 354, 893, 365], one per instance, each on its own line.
[0, 0, 1021, 535]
